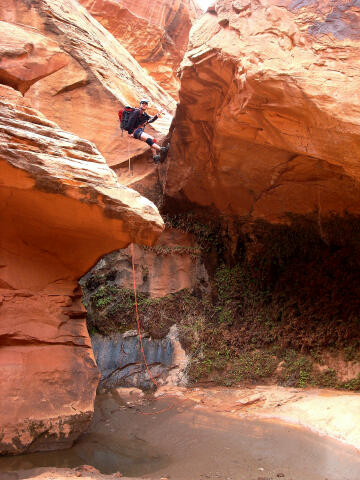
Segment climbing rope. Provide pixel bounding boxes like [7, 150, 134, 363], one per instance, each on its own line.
[130, 243, 176, 415]
[130, 243, 159, 388]
[147, 0, 159, 25]
[127, 135, 132, 176]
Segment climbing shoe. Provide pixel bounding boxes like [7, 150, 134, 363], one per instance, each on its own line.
[160, 145, 169, 154]
[158, 143, 169, 163]
[153, 154, 161, 164]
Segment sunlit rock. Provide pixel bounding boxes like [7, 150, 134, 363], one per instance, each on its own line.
[166, 0, 360, 221]
[0, 84, 163, 455]
[1, 0, 174, 168]
[79, 0, 201, 99]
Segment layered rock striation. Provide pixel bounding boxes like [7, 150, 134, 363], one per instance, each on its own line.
[0, 78, 163, 454]
[83, 228, 207, 298]
[1, 0, 174, 169]
[79, 0, 201, 99]
[165, 0, 360, 221]
[0, 20, 68, 95]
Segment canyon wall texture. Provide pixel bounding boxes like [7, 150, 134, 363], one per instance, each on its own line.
[78, 0, 201, 99]
[1, 0, 174, 170]
[2, 0, 360, 457]
[83, 228, 207, 298]
[0, 20, 163, 453]
[165, 0, 360, 221]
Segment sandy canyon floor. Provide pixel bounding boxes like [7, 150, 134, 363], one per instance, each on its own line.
[1, 386, 359, 480]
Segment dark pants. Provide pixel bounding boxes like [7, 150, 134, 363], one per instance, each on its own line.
[132, 128, 144, 139]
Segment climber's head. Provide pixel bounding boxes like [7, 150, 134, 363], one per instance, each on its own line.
[140, 99, 149, 111]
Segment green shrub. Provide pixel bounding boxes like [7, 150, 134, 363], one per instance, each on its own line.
[231, 350, 278, 382]
[315, 368, 338, 388]
[340, 374, 360, 391]
[280, 350, 313, 387]
[344, 344, 359, 362]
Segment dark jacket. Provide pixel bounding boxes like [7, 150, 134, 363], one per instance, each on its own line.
[127, 108, 158, 134]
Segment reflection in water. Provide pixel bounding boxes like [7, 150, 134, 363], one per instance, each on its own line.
[0, 432, 169, 476]
[0, 391, 359, 480]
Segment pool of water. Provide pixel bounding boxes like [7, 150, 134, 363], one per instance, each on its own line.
[1, 391, 359, 480]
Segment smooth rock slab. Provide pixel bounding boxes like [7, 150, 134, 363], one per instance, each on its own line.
[91, 331, 174, 390]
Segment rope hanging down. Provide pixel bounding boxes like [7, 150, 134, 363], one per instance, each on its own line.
[127, 136, 132, 175]
[147, 0, 159, 25]
[130, 244, 176, 416]
[130, 243, 159, 388]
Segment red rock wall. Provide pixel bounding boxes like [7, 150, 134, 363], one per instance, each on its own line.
[79, 0, 201, 98]
[0, 33, 163, 453]
[85, 228, 208, 298]
[165, 0, 360, 222]
[0, 0, 174, 170]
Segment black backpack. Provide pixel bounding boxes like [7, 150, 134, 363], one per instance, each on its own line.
[118, 106, 137, 132]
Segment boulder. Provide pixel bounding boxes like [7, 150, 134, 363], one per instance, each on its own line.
[0, 84, 163, 454]
[165, 0, 360, 221]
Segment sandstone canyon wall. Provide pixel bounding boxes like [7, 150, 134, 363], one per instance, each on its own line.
[79, 227, 208, 389]
[0, 16, 164, 454]
[54, 0, 360, 393]
[165, 0, 360, 221]
[87, 0, 360, 390]
[78, 0, 201, 99]
[1, 0, 174, 171]
[2, 0, 360, 456]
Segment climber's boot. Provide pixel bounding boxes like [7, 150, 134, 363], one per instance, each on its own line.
[160, 144, 170, 163]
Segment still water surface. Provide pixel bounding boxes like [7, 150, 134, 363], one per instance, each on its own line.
[1, 392, 359, 479]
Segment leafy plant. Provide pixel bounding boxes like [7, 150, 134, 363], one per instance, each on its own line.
[231, 350, 278, 382]
[340, 374, 360, 391]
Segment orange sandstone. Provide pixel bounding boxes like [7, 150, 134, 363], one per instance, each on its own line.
[0, 0, 174, 168]
[165, 0, 360, 221]
[0, 21, 68, 94]
[0, 83, 163, 455]
[79, 0, 201, 99]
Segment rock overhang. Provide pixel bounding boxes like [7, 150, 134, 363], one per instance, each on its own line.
[165, 0, 360, 223]
[0, 86, 164, 292]
[0, 82, 163, 455]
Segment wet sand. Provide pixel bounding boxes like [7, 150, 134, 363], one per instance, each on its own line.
[1, 390, 359, 480]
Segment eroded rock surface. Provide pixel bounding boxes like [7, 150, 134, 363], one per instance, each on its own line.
[91, 325, 188, 390]
[3, 467, 131, 480]
[156, 385, 360, 450]
[0, 84, 163, 455]
[165, 0, 360, 221]
[79, 0, 201, 99]
[0, 21, 68, 95]
[1, 0, 174, 168]
[80, 229, 204, 389]
[82, 228, 207, 298]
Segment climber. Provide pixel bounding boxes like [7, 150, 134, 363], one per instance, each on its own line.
[126, 99, 169, 163]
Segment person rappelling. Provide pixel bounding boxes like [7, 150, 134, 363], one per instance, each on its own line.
[119, 99, 169, 164]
